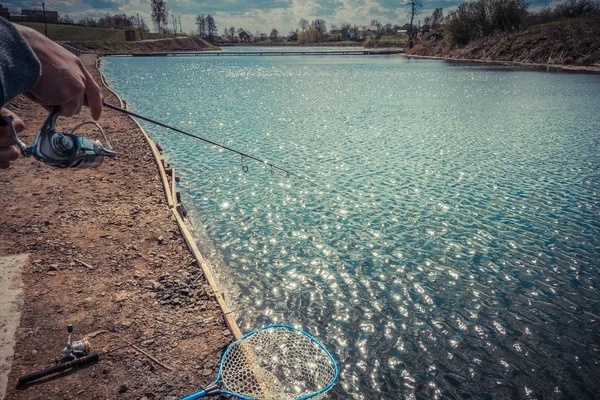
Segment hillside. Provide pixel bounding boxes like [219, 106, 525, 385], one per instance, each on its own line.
[407, 16, 600, 69]
[66, 36, 219, 53]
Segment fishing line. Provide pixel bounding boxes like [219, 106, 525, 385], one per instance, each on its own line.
[104, 102, 310, 182]
[104, 101, 413, 325]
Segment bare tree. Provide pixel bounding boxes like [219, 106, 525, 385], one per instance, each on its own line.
[150, 0, 169, 33]
[340, 23, 352, 39]
[299, 18, 309, 31]
[370, 19, 382, 30]
[196, 14, 206, 38]
[206, 14, 217, 42]
[430, 8, 444, 29]
[311, 19, 327, 42]
[59, 14, 74, 24]
[269, 28, 279, 41]
[405, 0, 423, 39]
[229, 26, 235, 40]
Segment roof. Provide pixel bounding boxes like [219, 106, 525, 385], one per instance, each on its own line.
[21, 9, 59, 17]
[238, 29, 253, 37]
[358, 25, 378, 32]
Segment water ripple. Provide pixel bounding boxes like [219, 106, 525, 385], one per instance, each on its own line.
[103, 55, 600, 399]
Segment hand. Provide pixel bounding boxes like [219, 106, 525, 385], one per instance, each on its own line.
[0, 108, 23, 169]
[15, 25, 103, 120]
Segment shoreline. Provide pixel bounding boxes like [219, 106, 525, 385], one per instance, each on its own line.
[404, 53, 600, 74]
[1, 54, 231, 399]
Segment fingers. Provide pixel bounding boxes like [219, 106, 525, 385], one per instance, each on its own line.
[0, 146, 19, 168]
[60, 91, 84, 117]
[82, 67, 103, 120]
[0, 108, 23, 168]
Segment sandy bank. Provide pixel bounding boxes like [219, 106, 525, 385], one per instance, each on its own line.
[0, 54, 229, 399]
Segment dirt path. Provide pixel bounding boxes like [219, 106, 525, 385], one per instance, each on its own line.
[0, 55, 230, 399]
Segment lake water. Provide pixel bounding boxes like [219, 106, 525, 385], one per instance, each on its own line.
[102, 53, 600, 399]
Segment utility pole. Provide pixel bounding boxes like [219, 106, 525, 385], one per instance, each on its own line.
[137, 13, 143, 40]
[179, 16, 182, 33]
[42, 2, 48, 37]
[172, 14, 176, 37]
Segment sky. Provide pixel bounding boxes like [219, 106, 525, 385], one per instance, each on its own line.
[2, 0, 561, 36]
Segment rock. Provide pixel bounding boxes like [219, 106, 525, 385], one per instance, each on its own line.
[48, 264, 59, 271]
[202, 369, 212, 376]
[47, 272, 56, 276]
[157, 236, 165, 244]
[118, 383, 128, 394]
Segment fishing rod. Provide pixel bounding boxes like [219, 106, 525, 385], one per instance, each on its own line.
[103, 102, 310, 182]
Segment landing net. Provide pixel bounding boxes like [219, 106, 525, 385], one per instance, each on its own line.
[218, 324, 338, 400]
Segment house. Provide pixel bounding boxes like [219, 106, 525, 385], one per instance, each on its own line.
[4, 7, 59, 23]
[396, 29, 408, 36]
[288, 31, 298, 41]
[0, 4, 9, 20]
[238, 29, 254, 43]
[357, 25, 378, 40]
[20, 9, 59, 23]
[364, 30, 377, 39]
[421, 24, 431, 33]
[400, 23, 419, 35]
[328, 29, 342, 40]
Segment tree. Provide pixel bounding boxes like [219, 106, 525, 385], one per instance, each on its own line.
[59, 14, 74, 24]
[206, 14, 217, 42]
[269, 28, 279, 40]
[340, 23, 352, 39]
[299, 18, 309, 31]
[229, 26, 235, 40]
[151, 0, 169, 33]
[406, 0, 423, 38]
[311, 19, 327, 42]
[196, 14, 206, 38]
[430, 8, 444, 29]
[370, 19, 382, 30]
[330, 23, 338, 31]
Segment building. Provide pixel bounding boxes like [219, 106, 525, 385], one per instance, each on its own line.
[0, 4, 9, 20]
[238, 29, 254, 43]
[357, 25, 378, 40]
[396, 29, 408, 36]
[2, 6, 59, 23]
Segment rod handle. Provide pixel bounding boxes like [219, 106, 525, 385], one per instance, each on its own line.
[17, 353, 99, 385]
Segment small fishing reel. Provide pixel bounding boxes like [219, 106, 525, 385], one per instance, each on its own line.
[0, 106, 116, 168]
[62, 324, 90, 361]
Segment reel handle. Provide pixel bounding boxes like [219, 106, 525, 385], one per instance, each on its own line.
[17, 353, 99, 385]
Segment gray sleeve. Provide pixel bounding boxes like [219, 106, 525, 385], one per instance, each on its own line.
[0, 17, 41, 106]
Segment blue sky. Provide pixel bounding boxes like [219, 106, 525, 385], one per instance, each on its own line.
[2, 0, 561, 35]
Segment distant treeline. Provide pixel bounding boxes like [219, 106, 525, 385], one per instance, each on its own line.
[442, 0, 600, 45]
[76, 13, 149, 31]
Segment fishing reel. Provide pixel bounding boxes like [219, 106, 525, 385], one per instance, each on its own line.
[0, 106, 116, 168]
[62, 324, 90, 362]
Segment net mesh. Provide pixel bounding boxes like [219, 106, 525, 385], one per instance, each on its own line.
[220, 326, 337, 400]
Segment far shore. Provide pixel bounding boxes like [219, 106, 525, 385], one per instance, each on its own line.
[404, 53, 600, 74]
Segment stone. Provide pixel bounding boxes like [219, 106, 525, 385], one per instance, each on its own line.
[118, 384, 128, 394]
[48, 264, 59, 271]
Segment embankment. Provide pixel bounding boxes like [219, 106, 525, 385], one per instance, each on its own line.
[407, 17, 600, 71]
[66, 36, 219, 53]
[1, 54, 229, 399]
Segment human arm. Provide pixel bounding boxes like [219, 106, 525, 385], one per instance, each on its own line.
[0, 17, 41, 107]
